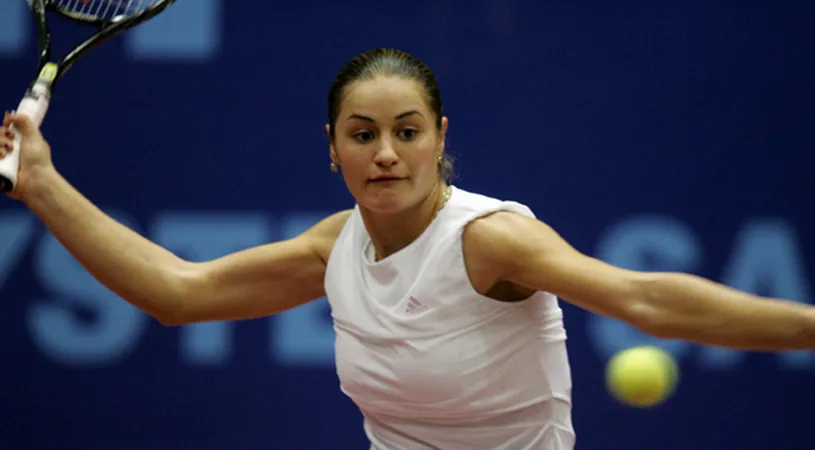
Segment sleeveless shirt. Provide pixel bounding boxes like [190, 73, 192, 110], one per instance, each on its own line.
[324, 186, 575, 450]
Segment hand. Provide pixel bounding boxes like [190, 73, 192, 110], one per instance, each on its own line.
[0, 111, 54, 200]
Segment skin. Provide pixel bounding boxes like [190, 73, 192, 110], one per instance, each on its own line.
[328, 75, 449, 261]
[2, 76, 815, 350]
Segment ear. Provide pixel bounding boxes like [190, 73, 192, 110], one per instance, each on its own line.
[326, 124, 339, 164]
[439, 116, 449, 152]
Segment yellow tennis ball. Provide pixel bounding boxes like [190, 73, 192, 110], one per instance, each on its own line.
[605, 346, 679, 408]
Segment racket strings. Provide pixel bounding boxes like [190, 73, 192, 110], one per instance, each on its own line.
[53, 0, 160, 21]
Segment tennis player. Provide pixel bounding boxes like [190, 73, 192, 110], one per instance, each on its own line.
[3, 48, 814, 450]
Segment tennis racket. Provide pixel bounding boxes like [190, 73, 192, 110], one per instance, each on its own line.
[0, 0, 177, 193]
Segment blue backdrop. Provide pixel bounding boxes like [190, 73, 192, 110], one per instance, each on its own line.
[1, 1, 813, 449]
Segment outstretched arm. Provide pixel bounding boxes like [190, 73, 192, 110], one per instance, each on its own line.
[22, 168, 349, 325]
[3, 113, 348, 326]
[462, 211, 815, 351]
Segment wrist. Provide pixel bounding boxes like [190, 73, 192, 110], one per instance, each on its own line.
[804, 308, 815, 348]
[20, 164, 61, 206]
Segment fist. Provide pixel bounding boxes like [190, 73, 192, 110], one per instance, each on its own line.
[1, 111, 54, 199]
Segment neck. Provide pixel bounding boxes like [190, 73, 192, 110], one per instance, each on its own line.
[360, 181, 449, 261]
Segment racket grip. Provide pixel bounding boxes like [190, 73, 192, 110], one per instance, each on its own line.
[0, 83, 51, 194]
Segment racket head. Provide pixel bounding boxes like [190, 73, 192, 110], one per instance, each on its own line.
[39, 0, 175, 25]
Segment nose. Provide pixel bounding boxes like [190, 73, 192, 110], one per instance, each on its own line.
[373, 137, 399, 167]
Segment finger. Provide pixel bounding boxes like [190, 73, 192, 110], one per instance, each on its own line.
[7, 114, 35, 134]
[0, 138, 11, 157]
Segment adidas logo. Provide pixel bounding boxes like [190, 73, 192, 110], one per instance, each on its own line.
[404, 296, 429, 314]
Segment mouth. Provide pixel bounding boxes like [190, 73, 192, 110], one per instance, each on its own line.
[368, 176, 406, 183]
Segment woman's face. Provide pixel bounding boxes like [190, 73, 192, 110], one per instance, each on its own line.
[329, 75, 447, 215]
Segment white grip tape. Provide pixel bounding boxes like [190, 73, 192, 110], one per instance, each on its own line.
[0, 83, 51, 191]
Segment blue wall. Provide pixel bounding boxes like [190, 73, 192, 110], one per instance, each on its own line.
[1, 1, 813, 449]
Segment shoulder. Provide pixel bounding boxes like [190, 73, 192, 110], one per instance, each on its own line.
[312, 209, 354, 233]
[462, 210, 553, 261]
[445, 186, 538, 226]
[301, 209, 354, 264]
[460, 210, 555, 294]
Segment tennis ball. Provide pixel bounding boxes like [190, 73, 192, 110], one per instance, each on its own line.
[605, 346, 679, 408]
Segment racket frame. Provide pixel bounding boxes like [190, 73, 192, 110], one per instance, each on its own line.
[38, 0, 178, 88]
[0, 0, 176, 193]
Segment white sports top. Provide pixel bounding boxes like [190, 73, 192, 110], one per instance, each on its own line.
[324, 186, 575, 450]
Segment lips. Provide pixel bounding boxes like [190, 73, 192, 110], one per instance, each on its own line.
[369, 175, 405, 182]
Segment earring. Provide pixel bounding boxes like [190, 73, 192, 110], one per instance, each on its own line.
[330, 162, 339, 173]
[437, 155, 443, 164]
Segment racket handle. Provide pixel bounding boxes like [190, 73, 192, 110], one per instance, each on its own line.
[0, 82, 51, 194]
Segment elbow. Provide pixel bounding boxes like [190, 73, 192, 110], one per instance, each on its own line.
[624, 301, 677, 339]
[146, 297, 186, 327]
[151, 262, 202, 327]
[155, 310, 185, 327]
[619, 281, 679, 340]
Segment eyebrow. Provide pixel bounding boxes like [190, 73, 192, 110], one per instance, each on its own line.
[345, 110, 423, 122]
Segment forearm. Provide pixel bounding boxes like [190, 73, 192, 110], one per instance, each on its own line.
[22, 167, 189, 322]
[639, 272, 815, 350]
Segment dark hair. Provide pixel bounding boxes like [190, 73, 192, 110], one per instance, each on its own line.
[327, 48, 454, 182]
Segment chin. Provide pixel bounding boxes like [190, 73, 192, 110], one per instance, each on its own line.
[364, 197, 410, 215]
[361, 185, 415, 213]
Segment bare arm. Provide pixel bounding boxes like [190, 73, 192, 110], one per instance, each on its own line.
[22, 167, 349, 326]
[463, 211, 815, 351]
[3, 114, 347, 326]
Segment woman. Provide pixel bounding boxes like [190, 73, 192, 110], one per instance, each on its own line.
[2, 48, 813, 449]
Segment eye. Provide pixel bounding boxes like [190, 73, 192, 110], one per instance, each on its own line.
[398, 128, 418, 141]
[354, 130, 375, 143]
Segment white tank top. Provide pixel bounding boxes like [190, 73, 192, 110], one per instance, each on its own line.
[324, 186, 575, 450]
